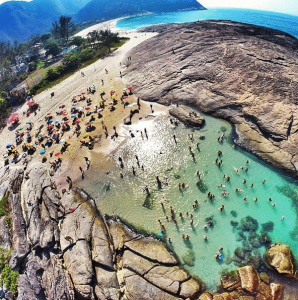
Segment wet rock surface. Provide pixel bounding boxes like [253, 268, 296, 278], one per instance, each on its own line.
[0, 163, 203, 299]
[124, 20, 298, 178]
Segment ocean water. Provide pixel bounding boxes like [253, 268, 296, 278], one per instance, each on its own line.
[78, 110, 298, 291]
[116, 8, 298, 39]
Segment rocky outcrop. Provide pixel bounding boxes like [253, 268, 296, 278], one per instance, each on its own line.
[169, 105, 205, 127]
[124, 20, 298, 178]
[206, 266, 284, 299]
[265, 243, 297, 278]
[0, 163, 202, 300]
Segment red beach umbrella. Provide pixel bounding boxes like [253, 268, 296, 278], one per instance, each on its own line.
[9, 113, 19, 123]
[85, 107, 90, 110]
[127, 86, 133, 90]
[55, 152, 60, 156]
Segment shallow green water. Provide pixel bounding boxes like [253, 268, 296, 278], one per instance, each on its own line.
[78, 110, 298, 290]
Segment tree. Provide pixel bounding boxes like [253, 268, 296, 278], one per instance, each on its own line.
[69, 36, 85, 47]
[87, 30, 99, 48]
[99, 29, 119, 53]
[51, 16, 75, 45]
[63, 52, 79, 69]
[45, 40, 62, 58]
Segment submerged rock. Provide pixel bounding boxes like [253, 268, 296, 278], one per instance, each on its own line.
[265, 243, 297, 278]
[239, 216, 259, 232]
[261, 221, 274, 232]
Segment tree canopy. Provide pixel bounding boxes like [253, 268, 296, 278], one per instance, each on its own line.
[45, 40, 62, 57]
[51, 16, 75, 45]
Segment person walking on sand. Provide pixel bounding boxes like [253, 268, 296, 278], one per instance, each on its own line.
[84, 157, 90, 170]
[105, 69, 108, 74]
[79, 166, 85, 179]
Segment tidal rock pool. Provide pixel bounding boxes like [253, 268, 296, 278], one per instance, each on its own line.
[78, 110, 298, 291]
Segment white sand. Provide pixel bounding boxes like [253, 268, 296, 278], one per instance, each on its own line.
[0, 23, 161, 188]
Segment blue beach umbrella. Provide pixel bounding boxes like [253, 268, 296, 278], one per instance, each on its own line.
[71, 114, 76, 118]
[157, 232, 163, 237]
[6, 143, 12, 148]
[40, 150, 46, 155]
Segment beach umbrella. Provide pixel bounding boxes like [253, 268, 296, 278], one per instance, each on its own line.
[59, 139, 65, 144]
[55, 152, 60, 156]
[18, 127, 23, 131]
[55, 120, 59, 124]
[71, 114, 76, 118]
[9, 113, 19, 123]
[123, 88, 127, 91]
[6, 143, 12, 148]
[110, 91, 115, 95]
[40, 150, 46, 155]
[74, 120, 80, 124]
[27, 101, 34, 106]
[82, 133, 89, 138]
[111, 95, 117, 99]
[26, 121, 32, 124]
[128, 86, 133, 90]
[85, 107, 90, 110]
[47, 120, 53, 124]
[77, 107, 83, 111]
[81, 92, 86, 95]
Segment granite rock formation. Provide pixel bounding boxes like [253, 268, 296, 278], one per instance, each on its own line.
[265, 243, 297, 278]
[169, 105, 205, 127]
[0, 163, 202, 300]
[124, 20, 298, 178]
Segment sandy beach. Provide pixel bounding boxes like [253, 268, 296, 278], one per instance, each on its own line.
[0, 22, 164, 190]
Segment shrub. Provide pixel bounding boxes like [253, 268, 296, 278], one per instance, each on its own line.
[0, 264, 19, 297]
[0, 196, 9, 218]
[46, 68, 60, 80]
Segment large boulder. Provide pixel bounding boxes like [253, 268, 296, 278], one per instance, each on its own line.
[169, 105, 205, 127]
[237, 266, 260, 293]
[265, 243, 296, 278]
[124, 20, 298, 178]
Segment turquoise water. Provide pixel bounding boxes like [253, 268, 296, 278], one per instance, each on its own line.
[78, 111, 298, 290]
[116, 8, 298, 39]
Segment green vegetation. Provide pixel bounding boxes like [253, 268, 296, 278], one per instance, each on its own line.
[0, 196, 10, 218]
[45, 40, 62, 58]
[0, 264, 19, 297]
[30, 36, 128, 95]
[5, 217, 12, 230]
[51, 16, 75, 45]
[0, 248, 12, 270]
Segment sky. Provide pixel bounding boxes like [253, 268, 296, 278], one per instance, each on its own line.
[199, 0, 298, 16]
[0, 0, 298, 17]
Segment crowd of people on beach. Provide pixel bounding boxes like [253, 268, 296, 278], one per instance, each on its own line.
[3, 69, 137, 194]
